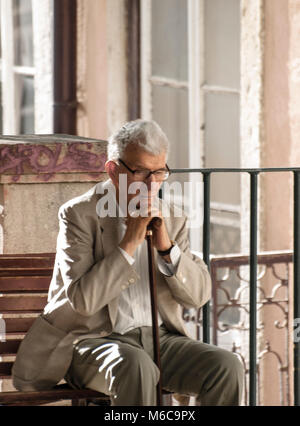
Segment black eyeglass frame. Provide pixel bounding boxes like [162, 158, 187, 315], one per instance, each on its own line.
[118, 158, 171, 181]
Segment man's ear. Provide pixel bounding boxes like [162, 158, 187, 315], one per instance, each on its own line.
[105, 160, 119, 185]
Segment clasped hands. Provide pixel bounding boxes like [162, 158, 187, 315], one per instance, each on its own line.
[119, 203, 172, 260]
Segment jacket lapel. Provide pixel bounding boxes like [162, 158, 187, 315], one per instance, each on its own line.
[95, 179, 122, 327]
[96, 179, 120, 256]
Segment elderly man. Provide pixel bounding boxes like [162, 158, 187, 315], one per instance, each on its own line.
[13, 119, 243, 405]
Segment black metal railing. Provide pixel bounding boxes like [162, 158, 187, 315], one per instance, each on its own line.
[168, 167, 300, 406]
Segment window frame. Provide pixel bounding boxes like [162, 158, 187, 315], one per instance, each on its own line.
[0, 0, 53, 135]
[140, 0, 205, 250]
[140, 0, 241, 251]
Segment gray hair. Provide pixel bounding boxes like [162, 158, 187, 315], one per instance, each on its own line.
[107, 119, 169, 161]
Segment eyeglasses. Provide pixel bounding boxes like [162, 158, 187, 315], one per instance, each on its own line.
[118, 158, 171, 181]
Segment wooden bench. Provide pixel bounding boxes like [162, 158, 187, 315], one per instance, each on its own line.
[0, 253, 174, 406]
[0, 253, 110, 406]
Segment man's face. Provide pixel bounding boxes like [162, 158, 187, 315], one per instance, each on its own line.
[115, 144, 167, 210]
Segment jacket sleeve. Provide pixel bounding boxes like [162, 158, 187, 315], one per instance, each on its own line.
[163, 215, 212, 309]
[56, 205, 140, 317]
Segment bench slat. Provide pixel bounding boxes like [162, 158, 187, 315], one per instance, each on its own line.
[0, 385, 108, 405]
[0, 296, 47, 312]
[0, 276, 51, 292]
[0, 256, 55, 269]
[0, 269, 53, 278]
[0, 253, 55, 258]
[0, 339, 22, 355]
[4, 317, 37, 333]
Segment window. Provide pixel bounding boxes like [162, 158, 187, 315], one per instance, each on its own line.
[141, 0, 203, 250]
[141, 0, 241, 254]
[203, 0, 241, 255]
[141, 0, 190, 175]
[0, 0, 53, 135]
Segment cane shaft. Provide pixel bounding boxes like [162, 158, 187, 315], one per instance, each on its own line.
[146, 229, 163, 406]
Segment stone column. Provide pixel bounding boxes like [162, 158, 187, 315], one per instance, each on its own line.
[0, 135, 107, 254]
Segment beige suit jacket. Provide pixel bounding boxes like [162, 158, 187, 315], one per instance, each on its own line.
[12, 179, 211, 391]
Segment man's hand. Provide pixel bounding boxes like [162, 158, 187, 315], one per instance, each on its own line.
[150, 212, 173, 263]
[119, 212, 153, 257]
[119, 204, 172, 259]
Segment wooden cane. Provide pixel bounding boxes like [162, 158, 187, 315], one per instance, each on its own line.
[146, 218, 163, 406]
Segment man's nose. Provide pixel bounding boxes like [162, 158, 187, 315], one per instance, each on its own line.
[145, 173, 156, 188]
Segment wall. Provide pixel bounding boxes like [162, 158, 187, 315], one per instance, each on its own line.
[260, 0, 300, 405]
[0, 135, 107, 254]
[238, 0, 300, 405]
[77, 0, 108, 140]
[77, 0, 129, 140]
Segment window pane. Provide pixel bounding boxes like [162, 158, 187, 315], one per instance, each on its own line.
[13, 0, 34, 67]
[152, 85, 191, 227]
[204, 92, 240, 205]
[204, 0, 240, 89]
[15, 75, 35, 133]
[152, 0, 188, 81]
[152, 85, 189, 173]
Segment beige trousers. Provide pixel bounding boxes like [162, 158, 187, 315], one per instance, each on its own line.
[65, 325, 244, 406]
